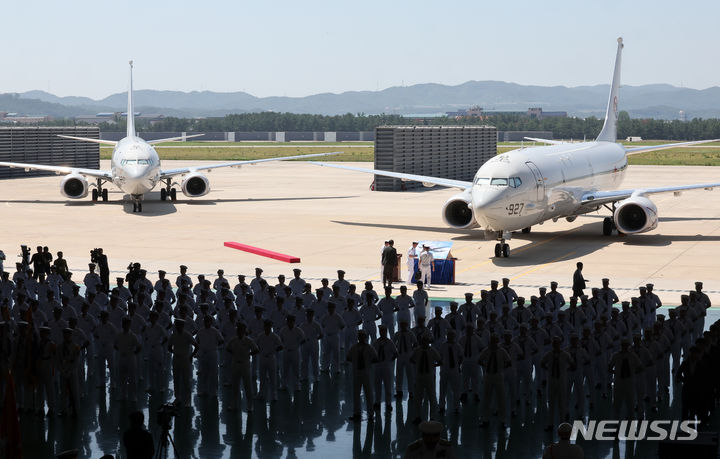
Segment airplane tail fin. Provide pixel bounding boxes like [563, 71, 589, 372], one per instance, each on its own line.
[596, 37, 624, 142]
[126, 60, 136, 138]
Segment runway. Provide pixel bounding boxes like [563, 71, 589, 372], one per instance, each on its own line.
[0, 161, 719, 306]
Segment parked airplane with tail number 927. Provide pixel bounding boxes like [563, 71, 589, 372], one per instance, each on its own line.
[0, 61, 341, 212]
[310, 38, 720, 257]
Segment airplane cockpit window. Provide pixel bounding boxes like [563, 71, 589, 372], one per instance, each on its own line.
[509, 177, 522, 188]
[121, 159, 151, 166]
[490, 178, 508, 186]
[474, 177, 490, 185]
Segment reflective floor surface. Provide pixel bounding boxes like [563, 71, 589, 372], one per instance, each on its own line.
[17, 305, 720, 458]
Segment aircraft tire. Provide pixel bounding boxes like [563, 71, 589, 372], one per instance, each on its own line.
[160, 188, 167, 201]
[522, 227, 531, 234]
[602, 217, 613, 236]
[170, 188, 177, 201]
[494, 243, 502, 258]
[91, 189, 98, 202]
[138, 202, 142, 212]
[502, 244, 510, 258]
[101, 188, 108, 202]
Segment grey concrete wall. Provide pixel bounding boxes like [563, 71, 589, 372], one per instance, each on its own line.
[0, 127, 100, 179]
[373, 126, 497, 191]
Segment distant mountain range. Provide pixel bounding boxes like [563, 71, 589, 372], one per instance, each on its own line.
[3, 81, 720, 119]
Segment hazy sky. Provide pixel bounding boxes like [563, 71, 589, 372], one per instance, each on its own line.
[2, 0, 717, 99]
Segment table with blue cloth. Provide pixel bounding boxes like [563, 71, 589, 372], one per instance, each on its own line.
[411, 258, 455, 285]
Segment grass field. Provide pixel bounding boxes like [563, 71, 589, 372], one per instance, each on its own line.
[100, 141, 720, 165]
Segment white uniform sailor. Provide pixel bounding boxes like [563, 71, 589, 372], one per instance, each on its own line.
[321, 302, 346, 373]
[438, 330, 463, 414]
[196, 315, 224, 397]
[279, 315, 306, 392]
[406, 242, 419, 284]
[347, 330, 379, 422]
[226, 322, 259, 412]
[394, 320, 418, 398]
[114, 317, 141, 402]
[373, 325, 398, 410]
[143, 311, 168, 393]
[412, 282, 429, 326]
[255, 320, 283, 401]
[168, 319, 198, 407]
[299, 309, 323, 382]
[418, 245, 434, 288]
[94, 311, 118, 389]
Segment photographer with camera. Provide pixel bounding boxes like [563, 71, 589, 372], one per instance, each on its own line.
[123, 411, 154, 459]
[91, 248, 110, 290]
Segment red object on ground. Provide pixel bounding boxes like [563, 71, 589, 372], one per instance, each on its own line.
[224, 242, 301, 263]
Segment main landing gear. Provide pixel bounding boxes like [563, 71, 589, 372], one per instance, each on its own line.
[91, 179, 109, 202]
[160, 179, 178, 201]
[132, 195, 143, 213]
[602, 204, 618, 236]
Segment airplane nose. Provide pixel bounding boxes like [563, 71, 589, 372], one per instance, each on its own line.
[471, 186, 507, 228]
[126, 165, 148, 179]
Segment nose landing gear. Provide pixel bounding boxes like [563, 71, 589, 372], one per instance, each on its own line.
[494, 241, 510, 258]
[131, 195, 143, 213]
[491, 231, 512, 258]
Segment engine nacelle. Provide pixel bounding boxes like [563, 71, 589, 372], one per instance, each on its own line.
[442, 191, 479, 229]
[60, 174, 89, 199]
[613, 195, 658, 234]
[181, 173, 210, 197]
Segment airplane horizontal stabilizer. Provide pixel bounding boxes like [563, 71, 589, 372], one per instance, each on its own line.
[523, 137, 564, 145]
[57, 135, 118, 146]
[147, 134, 205, 145]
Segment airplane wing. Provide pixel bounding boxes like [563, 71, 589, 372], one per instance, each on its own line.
[524, 137, 565, 145]
[147, 134, 205, 145]
[309, 161, 472, 190]
[625, 138, 720, 155]
[57, 135, 118, 146]
[159, 151, 345, 179]
[0, 161, 112, 179]
[581, 182, 720, 207]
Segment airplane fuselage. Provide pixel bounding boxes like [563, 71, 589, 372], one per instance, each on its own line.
[471, 141, 628, 232]
[110, 136, 161, 196]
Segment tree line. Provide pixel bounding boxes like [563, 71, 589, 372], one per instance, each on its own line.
[40, 111, 720, 140]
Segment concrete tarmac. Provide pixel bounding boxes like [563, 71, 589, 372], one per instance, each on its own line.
[0, 161, 718, 305]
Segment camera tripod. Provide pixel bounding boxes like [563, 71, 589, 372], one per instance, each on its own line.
[155, 425, 178, 459]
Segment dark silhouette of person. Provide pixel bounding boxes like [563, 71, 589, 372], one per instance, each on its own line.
[381, 240, 398, 289]
[123, 411, 154, 459]
[572, 262, 587, 298]
[96, 248, 110, 289]
[30, 246, 44, 280]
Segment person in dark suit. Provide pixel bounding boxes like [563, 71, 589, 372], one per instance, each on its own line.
[572, 262, 588, 298]
[381, 240, 398, 289]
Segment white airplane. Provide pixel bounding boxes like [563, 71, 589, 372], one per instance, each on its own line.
[311, 38, 720, 257]
[0, 61, 341, 212]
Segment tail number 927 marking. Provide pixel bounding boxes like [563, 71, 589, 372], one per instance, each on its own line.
[506, 203, 524, 215]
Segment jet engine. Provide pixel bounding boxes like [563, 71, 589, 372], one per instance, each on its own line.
[60, 174, 89, 199]
[181, 173, 210, 197]
[442, 191, 479, 229]
[613, 195, 658, 234]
